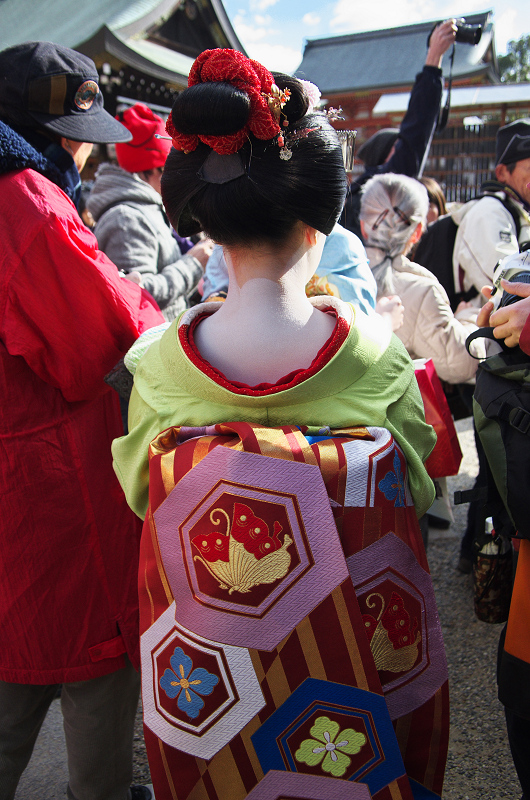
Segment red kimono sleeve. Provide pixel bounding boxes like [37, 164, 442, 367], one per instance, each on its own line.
[519, 314, 530, 356]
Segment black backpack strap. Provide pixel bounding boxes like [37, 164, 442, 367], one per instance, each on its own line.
[465, 326, 497, 358]
[455, 286, 479, 305]
[454, 486, 488, 505]
[480, 181, 522, 242]
[500, 195, 521, 241]
[464, 326, 530, 359]
[496, 398, 530, 436]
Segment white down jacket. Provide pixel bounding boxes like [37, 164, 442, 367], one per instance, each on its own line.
[452, 191, 530, 297]
[366, 249, 480, 384]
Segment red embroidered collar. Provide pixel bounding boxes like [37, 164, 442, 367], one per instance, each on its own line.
[178, 306, 350, 397]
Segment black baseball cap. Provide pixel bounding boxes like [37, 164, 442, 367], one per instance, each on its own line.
[496, 118, 530, 166]
[0, 41, 132, 144]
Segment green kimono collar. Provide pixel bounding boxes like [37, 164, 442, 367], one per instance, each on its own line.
[158, 297, 392, 408]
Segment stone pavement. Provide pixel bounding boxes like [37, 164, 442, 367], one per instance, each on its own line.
[429, 417, 520, 799]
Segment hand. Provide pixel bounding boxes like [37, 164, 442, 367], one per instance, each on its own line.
[455, 299, 474, 315]
[375, 294, 404, 332]
[187, 238, 215, 269]
[487, 279, 530, 348]
[425, 19, 457, 68]
[124, 270, 143, 285]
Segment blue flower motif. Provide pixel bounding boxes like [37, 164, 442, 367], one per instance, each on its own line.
[159, 647, 219, 719]
[378, 451, 406, 507]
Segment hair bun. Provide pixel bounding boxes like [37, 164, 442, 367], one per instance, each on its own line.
[171, 82, 251, 137]
[273, 73, 310, 124]
[168, 49, 299, 156]
[165, 50, 318, 158]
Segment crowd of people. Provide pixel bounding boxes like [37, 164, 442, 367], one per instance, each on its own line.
[1, 23, 530, 800]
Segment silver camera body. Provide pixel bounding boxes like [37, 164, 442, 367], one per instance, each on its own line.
[491, 250, 530, 310]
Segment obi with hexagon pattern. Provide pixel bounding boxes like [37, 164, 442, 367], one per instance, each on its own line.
[139, 422, 449, 800]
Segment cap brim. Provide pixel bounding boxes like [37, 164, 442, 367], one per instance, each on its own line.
[31, 106, 132, 144]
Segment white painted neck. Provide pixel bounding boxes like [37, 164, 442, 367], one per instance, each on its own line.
[193, 224, 336, 385]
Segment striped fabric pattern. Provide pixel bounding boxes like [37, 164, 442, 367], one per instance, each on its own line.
[139, 423, 449, 800]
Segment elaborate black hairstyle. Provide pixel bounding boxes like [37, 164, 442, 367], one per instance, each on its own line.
[161, 72, 347, 246]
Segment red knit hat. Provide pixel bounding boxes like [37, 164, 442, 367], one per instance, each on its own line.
[114, 103, 171, 172]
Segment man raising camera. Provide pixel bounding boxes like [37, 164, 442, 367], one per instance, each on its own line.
[340, 18, 457, 239]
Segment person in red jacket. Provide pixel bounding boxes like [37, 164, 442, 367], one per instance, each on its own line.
[0, 42, 164, 800]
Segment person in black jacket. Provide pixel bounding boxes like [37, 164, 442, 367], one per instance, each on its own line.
[340, 19, 457, 240]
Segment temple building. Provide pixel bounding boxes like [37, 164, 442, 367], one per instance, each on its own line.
[296, 12, 530, 201]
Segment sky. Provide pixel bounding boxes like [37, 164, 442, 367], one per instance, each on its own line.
[222, 0, 530, 74]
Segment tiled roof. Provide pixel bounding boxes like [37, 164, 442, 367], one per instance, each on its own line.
[0, 0, 137, 51]
[295, 11, 498, 94]
[0, 0, 244, 79]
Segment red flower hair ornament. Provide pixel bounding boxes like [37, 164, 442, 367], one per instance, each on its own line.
[166, 49, 291, 155]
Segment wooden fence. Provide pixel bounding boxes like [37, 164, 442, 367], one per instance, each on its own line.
[423, 123, 498, 203]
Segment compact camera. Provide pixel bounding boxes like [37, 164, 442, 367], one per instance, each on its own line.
[454, 19, 482, 46]
[491, 250, 530, 310]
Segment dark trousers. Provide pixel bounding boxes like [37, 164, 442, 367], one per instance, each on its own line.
[0, 658, 140, 800]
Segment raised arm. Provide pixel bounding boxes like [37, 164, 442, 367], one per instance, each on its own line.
[383, 19, 457, 178]
[425, 19, 458, 68]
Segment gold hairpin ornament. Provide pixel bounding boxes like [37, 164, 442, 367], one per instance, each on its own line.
[262, 84, 291, 123]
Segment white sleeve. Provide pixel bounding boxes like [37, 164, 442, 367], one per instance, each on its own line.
[411, 280, 479, 384]
[453, 197, 519, 295]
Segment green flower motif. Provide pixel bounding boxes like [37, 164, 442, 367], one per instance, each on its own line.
[295, 715, 367, 777]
